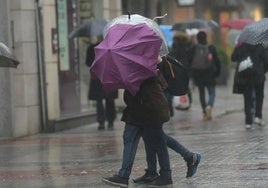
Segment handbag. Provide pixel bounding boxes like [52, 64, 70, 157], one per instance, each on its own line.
[158, 55, 190, 96]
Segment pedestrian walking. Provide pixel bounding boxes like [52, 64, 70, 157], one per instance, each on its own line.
[231, 42, 268, 129]
[102, 68, 172, 187]
[189, 31, 221, 120]
[85, 36, 118, 130]
[170, 32, 193, 111]
[102, 59, 201, 188]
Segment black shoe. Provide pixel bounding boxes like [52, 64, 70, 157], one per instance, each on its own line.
[133, 169, 159, 184]
[98, 123, 105, 130]
[147, 175, 173, 187]
[186, 152, 201, 178]
[102, 174, 128, 187]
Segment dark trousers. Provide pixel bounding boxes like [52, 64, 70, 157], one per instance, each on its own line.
[197, 85, 215, 112]
[143, 124, 172, 179]
[96, 97, 116, 124]
[243, 82, 264, 124]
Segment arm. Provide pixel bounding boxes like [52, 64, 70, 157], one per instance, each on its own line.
[209, 45, 221, 77]
[85, 44, 96, 67]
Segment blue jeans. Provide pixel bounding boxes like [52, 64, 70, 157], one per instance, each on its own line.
[118, 123, 142, 178]
[118, 123, 172, 178]
[142, 124, 171, 178]
[197, 85, 216, 111]
[145, 133, 193, 173]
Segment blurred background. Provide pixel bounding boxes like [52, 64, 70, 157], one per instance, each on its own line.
[0, 0, 267, 139]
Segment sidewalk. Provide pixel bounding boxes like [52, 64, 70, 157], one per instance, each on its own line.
[0, 73, 267, 188]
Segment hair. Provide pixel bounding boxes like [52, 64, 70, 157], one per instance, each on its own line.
[196, 31, 207, 44]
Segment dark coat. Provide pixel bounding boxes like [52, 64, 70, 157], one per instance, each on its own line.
[121, 75, 170, 126]
[86, 43, 118, 100]
[170, 32, 193, 68]
[189, 44, 221, 86]
[231, 43, 268, 94]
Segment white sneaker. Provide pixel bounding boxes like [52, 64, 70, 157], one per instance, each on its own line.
[205, 105, 212, 120]
[245, 124, 252, 129]
[254, 117, 266, 126]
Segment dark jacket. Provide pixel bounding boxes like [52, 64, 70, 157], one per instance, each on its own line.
[170, 32, 193, 68]
[121, 74, 170, 126]
[189, 44, 221, 86]
[86, 43, 118, 100]
[231, 43, 267, 94]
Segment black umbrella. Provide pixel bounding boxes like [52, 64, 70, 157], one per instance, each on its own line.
[0, 42, 20, 68]
[171, 19, 218, 31]
[238, 18, 268, 45]
[69, 18, 108, 38]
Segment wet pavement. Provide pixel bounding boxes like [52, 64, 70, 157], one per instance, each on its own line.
[0, 80, 268, 188]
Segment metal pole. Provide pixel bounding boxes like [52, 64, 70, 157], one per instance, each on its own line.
[35, 0, 49, 132]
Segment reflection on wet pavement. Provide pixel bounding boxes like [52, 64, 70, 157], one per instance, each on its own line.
[0, 84, 268, 187]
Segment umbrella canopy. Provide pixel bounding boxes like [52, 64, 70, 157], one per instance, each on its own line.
[171, 19, 218, 31]
[90, 23, 162, 96]
[69, 18, 108, 38]
[221, 18, 254, 30]
[238, 18, 268, 45]
[103, 14, 169, 57]
[0, 42, 20, 68]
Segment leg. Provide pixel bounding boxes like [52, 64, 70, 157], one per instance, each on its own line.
[103, 124, 142, 187]
[143, 135, 157, 174]
[197, 85, 206, 112]
[143, 125, 172, 186]
[165, 133, 193, 159]
[133, 134, 159, 184]
[165, 133, 201, 178]
[96, 98, 105, 130]
[254, 82, 264, 119]
[207, 86, 216, 107]
[105, 97, 116, 128]
[243, 85, 254, 128]
[188, 89, 192, 105]
[205, 86, 215, 120]
[118, 124, 142, 178]
[197, 85, 207, 119]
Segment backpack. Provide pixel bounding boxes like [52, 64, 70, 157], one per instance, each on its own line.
[158, 55, 190, 96]
[191, 44, 213, 70]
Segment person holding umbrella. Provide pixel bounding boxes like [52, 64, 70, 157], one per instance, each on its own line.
[232, 18, 268, 129]
[69, 18, 117, 130]
[92, 14, 201, 187]
[231, 42, 268, 129]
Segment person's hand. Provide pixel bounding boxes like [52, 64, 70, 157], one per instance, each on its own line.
[157, 56, 162, 64]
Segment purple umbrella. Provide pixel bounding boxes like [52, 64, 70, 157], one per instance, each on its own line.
[90, 23, 162, 95]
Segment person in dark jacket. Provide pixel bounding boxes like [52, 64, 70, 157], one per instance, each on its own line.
[170, 32, 194, 111]
[86, 36, 118, 130]
[102, 68, 201, 187]
[102, 72, 173, 187]
[231, 42, 267, 129]
[189, 31, 221, 120]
